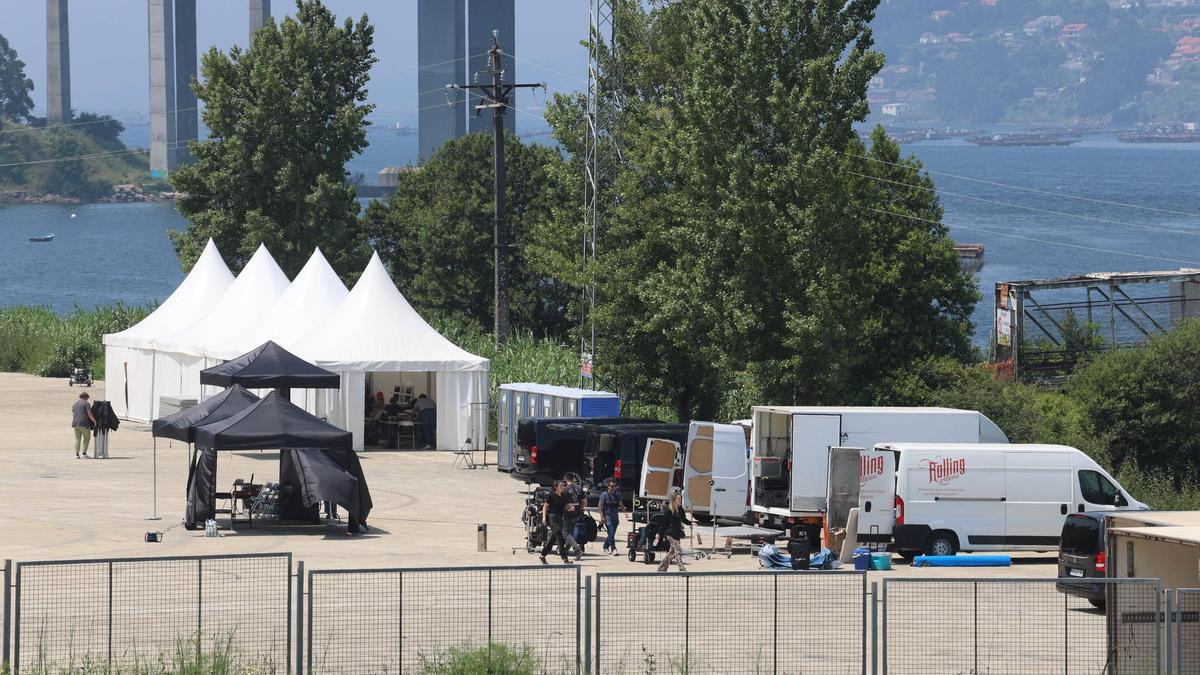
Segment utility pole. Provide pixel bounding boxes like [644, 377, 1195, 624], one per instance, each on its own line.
[451, 32, 543, 344]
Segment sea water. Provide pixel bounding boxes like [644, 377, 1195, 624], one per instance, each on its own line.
[1, 130, 1197, 347]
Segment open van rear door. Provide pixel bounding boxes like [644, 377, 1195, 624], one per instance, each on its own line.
[858, 448, 896, 545]
[639, 438, 679, 501]
[683, 422, 749, 518]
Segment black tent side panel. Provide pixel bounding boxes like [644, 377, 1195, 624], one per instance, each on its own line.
[185, 447, 218, 528]
[279, 449, 320, 523]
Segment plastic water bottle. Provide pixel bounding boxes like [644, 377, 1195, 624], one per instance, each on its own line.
[204, 519, 219, 538]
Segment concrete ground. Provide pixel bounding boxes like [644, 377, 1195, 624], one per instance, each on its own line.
[0, 372, 1059, 579]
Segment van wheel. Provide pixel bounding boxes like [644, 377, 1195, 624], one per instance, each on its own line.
[924, 532, 958, 557]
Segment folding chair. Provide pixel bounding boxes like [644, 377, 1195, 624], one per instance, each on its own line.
[452, 445, 477, 469]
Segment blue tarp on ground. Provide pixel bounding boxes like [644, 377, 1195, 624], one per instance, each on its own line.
[913, 555, 1012, 567]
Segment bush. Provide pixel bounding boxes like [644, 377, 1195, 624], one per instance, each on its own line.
[418, 644, 543, 675]
[0, 302, 151, 380]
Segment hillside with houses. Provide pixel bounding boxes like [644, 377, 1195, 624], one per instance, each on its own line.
[870, 0, 1200, 126]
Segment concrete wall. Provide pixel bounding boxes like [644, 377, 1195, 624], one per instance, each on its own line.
[468, 0, 515, 136]
[417, 0, 466, 160]
[148, 0, 177, 177]
[46, 0, 72, 124]
[249, 0, 271, 39]
[174, 0, 198, 166]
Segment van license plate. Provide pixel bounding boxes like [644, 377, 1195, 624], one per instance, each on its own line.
[1069, 568, 1084, 577]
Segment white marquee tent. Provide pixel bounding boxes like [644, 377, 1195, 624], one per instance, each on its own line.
[103, 239, 234, 420]
[104, 244, 489, 452]
[293, 252, 490, 451]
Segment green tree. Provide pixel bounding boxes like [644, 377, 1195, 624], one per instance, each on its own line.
[535, 0, 977, 419]
[0, 34, 34, 121]
[41, 131, 88, 196]
[169, 0, 374, 278]
[1069, 320, 1200, 487]
[361, 133, 574, 338]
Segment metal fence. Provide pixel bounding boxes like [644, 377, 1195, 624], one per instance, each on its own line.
[306, 565, 581, 675]
[12, 552, 291, 674]
[882, 578, 1161, 675]
[1172, 588, 1200, 674]
[595, 570, 867, 675]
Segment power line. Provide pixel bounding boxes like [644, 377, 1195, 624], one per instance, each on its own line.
[499, 50, 588, 85]
[0, 137, 197, 169]
[863, 205, 1200, 267]
[845, 150, 1200, 219]
[847, 170, 1200, 239]
[0, 107, 203, 135]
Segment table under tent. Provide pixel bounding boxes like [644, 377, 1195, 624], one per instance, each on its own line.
[186, 392, 372, 531]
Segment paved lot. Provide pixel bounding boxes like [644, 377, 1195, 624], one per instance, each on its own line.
[0, 372, 1060, 579]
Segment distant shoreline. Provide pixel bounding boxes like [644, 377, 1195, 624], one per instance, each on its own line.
[0, 189, 177, 206]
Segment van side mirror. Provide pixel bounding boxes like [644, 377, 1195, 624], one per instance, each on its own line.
[1114, 493, 1127, 507]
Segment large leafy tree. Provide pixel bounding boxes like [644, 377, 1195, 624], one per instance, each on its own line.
[0, 34, 34, 122]
[535, 0, 977, 419]
[169, 0, 374, 278]
[362, 133, 574, 338]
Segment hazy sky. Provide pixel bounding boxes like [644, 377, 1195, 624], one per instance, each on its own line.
[3, 1, 588, 126]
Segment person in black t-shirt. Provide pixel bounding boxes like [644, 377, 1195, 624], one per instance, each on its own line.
[540, 481, 571, 564]
[560, 473, 585, 560]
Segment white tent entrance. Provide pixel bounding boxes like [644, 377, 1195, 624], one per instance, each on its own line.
[294, 253, 489, 451]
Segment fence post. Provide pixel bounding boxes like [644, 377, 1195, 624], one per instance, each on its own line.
[862, 574, 868, 675]
[880, 581, 886, 675]
[973, 581, 979, 675]
[295, 560, 304, 675]
[684, 574, 690, 672]
[772, 575, 778, 675]
[197, 558, 204, 661]
[2, 559, 10, 670]
[12, 564, 19, 674]
[594, 574, 601, 675]
[871, 581, 878, 675]
[1165, 589, 1172, 675]
[306, 570, 315, 675]
[1157, 582, 1163, 675]
[583, 575, 591, 675]
[108, 560, 115, 667]
[487, 568, 494, 665]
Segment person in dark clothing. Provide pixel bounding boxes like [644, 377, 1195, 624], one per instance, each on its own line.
[657, 492, 692, 572]
[540, 481, 571, 564]
[599, 479, 623, 555]
[384, 395, 403, 416]
[561, 473, 585, 560]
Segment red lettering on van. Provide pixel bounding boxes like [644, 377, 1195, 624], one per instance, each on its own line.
[921, 456, 966, 485]
[859, 455, 886, 486]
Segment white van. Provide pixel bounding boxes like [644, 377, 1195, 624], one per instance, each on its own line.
[750, 407, 1008, 541]
[880, 443, 1148, 557]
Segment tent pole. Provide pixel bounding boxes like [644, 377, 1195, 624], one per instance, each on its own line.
[147, 437, 161, 520]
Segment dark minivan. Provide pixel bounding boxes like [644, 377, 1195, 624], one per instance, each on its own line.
[511, 417, 659, 486]
[1056, 512, 1112, 608]
[583, 423, 690, 502]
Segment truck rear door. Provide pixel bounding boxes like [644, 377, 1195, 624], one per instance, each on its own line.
[639, 438, 679, 501]
[858, 448, 896, 544]
[790, 414, 842, 512]
[683, 422, 749, 518]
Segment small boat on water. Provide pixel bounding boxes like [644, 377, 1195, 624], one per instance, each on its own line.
[29, 233, 55, 242]
[967, 133, 1078, 147]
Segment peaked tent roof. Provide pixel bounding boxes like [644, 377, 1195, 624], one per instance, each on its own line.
[103, 239, 235, 349]
[155, 244, 291, 356]
[200, 341, 340, 389]
[193, 391, 353, 450]
[151, 384, 260, 443]
[293, 252, 488, 372]
[209, 248, 349, 359]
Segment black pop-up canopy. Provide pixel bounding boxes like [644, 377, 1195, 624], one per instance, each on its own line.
[199, 341, 341, 390]
[151, 384, 260, 443]
[185, 392, 370, 530]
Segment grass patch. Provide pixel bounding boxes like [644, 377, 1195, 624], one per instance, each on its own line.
[0, 302, 151, 379]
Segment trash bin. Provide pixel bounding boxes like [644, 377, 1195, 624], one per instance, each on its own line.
[870, 552, 892, 571]
[853, 548, 871, 571]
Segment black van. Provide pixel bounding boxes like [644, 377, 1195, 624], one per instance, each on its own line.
[583, 423, 690, 503]
[1056, 511, 1112, 608]
[511, 417, 659, 486]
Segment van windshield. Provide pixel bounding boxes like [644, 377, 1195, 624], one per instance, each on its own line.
[1061, 516, 1100, 556]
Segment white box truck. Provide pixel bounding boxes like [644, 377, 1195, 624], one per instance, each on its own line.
[749, 406, 1008, 541]
[881, 442, 1147, 557]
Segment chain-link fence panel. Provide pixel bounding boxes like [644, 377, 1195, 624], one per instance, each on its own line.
[14, 553, 291, 674]
[1175, 589, 1200, 674]
[307, 565, 580, 675]
[883, 578, 1161, 675]
[595, 571, 866, 675]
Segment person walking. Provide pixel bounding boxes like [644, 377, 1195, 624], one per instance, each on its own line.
[599, 479, 623, 555]
[539, 481, 571, 564]
[657, 492, 692, 572]
[561, 473, 585, 561]
[413, 394, 436, 448]
[71, 391, 96, 459]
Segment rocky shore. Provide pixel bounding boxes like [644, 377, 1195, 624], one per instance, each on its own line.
[0, 184, 177, 205]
